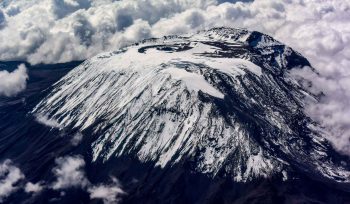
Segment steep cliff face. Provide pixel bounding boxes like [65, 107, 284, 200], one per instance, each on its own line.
[33, 27, 350, 185]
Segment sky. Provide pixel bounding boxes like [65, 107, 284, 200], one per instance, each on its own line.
[0, 0, 349, 156]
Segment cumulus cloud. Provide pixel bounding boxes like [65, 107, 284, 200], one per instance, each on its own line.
[0, 159, 44, 201]
[0, 64, 28, 97]
[0, 0, 219, 64]
[88, 178, 125, 204]
[51, 155, 89, 189]
[51, 0, 91, 19]
[0, 156, 124, 202]
[51, 155, 125, 203]
[24, 182, 44, 194]
[0, 160, 25, 202]
[0, 0, 349, 154]
[290, 67, 350, 155]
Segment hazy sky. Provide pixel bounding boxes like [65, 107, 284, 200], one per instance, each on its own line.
[0, 0, 349, 154]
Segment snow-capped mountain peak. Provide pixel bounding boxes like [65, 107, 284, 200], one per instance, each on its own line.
[32, 27, 350, 184]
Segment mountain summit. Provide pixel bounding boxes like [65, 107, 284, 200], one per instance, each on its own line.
[32, 27, 350, 202]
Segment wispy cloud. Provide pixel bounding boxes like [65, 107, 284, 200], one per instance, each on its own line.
[71, 132, 83, 146]
[35, 113, 62, 129]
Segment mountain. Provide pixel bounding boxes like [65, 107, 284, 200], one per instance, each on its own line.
[1, 27, 350, 203]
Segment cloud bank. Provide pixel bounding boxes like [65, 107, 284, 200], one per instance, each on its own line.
[0, 64, 28, 97]
[0, 0, 349, 154]
[0, 0, 219, 64]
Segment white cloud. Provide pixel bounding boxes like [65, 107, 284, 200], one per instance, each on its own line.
[0, 64, 28, 97]
[24, 182, 43, 194]
[290, 66, 350, 155]
[0, 0, 219, 64]
[0, 160, 25, 202]
[88, 178, 125, 204]
[0, 156, 125, 202]
[51, 155, 89, 189]
[35, 113, 62, 129]
[0, 0, 349, 154]
[51, 155, 125, 203]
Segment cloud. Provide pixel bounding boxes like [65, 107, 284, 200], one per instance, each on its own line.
[24, 182, 44, 194]
[51, 155, 125, 203]
[0, 159, 43, 201]
[0, 0, 349, 154]
[0, 64, 28, 97]
[290, 66, 350, 155]
[71, 132, 84, 146]
[0, 9, 6, 28]
[0, 160, 25, 202]
[51, 155, 89, 189]
[51, 0, 91, 19]
[0, 0, 220, 64]
[35, 114, 84, 145]
[88, 178, 125, 204]
[35, 113, 62, 129]
[0, 156, 125, 202]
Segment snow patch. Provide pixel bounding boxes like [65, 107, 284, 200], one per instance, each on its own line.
[162, 67, 224, 98]
[101, 40, 261, 77]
